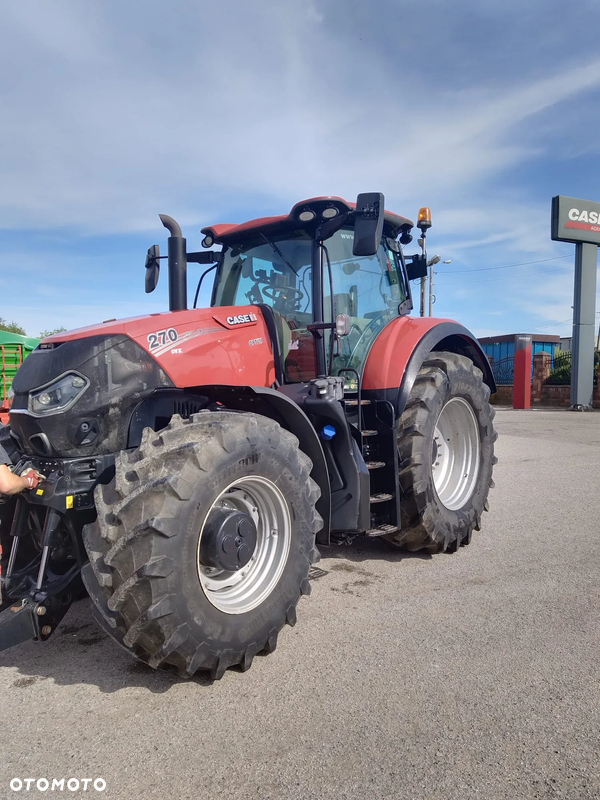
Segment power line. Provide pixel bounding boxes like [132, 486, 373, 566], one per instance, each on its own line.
[435, 255, 572, 274]
[436, 267, 569, 285]
[517, 311, 600, 332]
[529, 317, 572, 331]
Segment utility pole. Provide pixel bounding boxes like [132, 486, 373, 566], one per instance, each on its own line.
[427, 257, 451, 316]
[419, 275, 426, 317]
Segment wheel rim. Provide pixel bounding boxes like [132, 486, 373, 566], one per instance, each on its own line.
[431, 397, 480, 511]
[197, 476, 291, 614]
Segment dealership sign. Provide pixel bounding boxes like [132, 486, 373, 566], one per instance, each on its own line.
[551, 195, 600, 245]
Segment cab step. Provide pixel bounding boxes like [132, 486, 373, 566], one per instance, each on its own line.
[361, 429, 378, 437]
[366, 524, 398, 538]
[344, 399, 372, 407]
[370, 493, 393, 504]
[366, 461, 385, 470]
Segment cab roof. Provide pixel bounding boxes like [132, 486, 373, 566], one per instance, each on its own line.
[201, 196, 414, 243]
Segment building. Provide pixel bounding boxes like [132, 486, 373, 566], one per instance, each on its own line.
[479, 333, 560, 363]
[478, 333, 561, 385]
[559, 337, 572, 351]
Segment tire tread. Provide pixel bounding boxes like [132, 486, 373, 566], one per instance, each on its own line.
[83, 412, 322, 678]
[385, 351, 496, 553]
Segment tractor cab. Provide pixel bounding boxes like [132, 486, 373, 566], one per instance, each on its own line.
[148, 194, 424, 386]
[211, 214, 412, 384]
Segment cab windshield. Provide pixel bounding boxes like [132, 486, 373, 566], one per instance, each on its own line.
[213, 228, 408, 381]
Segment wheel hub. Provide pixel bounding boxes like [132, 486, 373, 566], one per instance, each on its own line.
[197, 478, 292, 615]
[431, 397, 481, 511]
[200, 508, 257, 572]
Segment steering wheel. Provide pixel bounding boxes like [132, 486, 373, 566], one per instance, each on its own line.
[339, 322, 363, 357]
[262, 285, 304, 303]
[345, 312, 389, 368]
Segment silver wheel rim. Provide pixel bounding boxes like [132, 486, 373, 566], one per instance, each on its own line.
[432, 397, 480, 511]
[197, 476, 291, 614]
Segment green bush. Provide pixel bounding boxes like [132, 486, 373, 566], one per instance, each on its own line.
[0, 317, 26, 335]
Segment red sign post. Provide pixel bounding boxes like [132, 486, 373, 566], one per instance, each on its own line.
[513, 335, 532, 409]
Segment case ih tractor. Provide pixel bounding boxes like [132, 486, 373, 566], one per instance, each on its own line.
[0, 193, 496, 679]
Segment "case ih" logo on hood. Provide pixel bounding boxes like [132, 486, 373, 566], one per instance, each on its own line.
[226, 313, 258, 325]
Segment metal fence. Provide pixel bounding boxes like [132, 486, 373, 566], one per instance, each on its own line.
[491, 356, 514, 386]
[489, 351, 598, 388]
[545, 351, 571, 385]
[545, 350, 598, 386]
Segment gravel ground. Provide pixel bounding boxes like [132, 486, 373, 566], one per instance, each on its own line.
[1, 408, 599, 800]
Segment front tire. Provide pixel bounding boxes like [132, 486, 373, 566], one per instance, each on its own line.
[82, 412, 322, 679]
[385, 352, 497, 553]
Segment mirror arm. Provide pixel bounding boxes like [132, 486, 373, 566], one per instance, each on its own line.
[315, 211, 353, 243]
[307, 321, 336, 332]
[186, 251, 219, 264]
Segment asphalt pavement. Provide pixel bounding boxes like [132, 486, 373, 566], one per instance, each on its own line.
[1, 408, 599, 800]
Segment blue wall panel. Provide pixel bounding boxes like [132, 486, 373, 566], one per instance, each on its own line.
[480, 335, 559, 385]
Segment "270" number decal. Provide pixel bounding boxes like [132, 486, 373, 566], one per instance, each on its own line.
[147, 328, 178, 350]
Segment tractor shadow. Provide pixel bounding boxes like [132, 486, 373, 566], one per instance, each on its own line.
[0, 599, 217, 694]
[318, 536, 432, 565]
[310, 538, 432, 597]
[1, 542, 430, 693]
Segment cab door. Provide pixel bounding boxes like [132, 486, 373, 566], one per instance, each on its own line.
[323, 230, 410, 378]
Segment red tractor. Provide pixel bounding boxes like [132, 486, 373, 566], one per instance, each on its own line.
[0, 193, 496, 679]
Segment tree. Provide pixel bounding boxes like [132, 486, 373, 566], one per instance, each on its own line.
[39, 326, 67, 339]
[0, 317, 27, 336]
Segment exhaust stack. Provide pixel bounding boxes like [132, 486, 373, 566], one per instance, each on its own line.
[159, 214, 187, 311]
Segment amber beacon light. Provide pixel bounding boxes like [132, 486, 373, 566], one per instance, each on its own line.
[417, 207, 432, 231]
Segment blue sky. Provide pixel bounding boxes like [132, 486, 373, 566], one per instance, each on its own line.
[2, 0, 600, 340]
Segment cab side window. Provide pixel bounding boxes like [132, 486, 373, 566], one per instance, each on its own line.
[214, 233, 317, 382]
[324, 230, 406, 375]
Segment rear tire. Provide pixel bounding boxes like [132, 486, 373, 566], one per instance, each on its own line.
[82, 411, 322, 679]
[385, 352, 497, 553]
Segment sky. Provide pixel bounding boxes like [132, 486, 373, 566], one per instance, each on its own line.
[2, 0, 600, 341]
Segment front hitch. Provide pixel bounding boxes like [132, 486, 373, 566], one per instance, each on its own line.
[0, 485, 86, 653]
[0, 453, 114, 653]
[0, 594, 73, 652]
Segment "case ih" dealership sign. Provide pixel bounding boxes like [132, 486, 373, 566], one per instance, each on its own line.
[551, 195, 600, 245]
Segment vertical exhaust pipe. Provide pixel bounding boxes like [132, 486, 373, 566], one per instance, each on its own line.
[159, 214, 188, 311]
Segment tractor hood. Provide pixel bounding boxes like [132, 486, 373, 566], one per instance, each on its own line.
[9, 307, 276, 458]
[39, 306, 276, 390]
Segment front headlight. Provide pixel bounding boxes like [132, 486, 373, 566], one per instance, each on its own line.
[29, 372, 89, 416]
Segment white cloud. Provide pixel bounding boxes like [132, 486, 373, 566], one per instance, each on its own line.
[2, 0, 600, 337]
[2, 2, 600, 241]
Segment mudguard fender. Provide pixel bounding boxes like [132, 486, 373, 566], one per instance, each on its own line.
[362, 317, 495, 416]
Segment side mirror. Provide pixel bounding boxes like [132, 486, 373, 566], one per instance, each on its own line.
[145, 245, 160, 293]
[353, 192, 385, 257]
[335, 313, 351, 337]
[406, 254, 428, 281]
